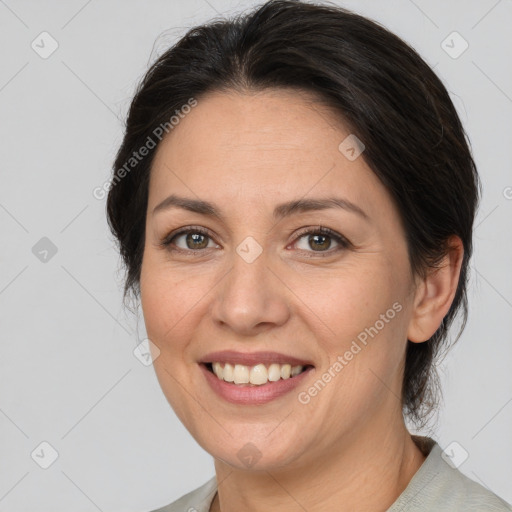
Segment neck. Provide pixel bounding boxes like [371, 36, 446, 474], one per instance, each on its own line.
[210, 417, 426, 512]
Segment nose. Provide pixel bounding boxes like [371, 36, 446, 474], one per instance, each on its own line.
[211, 242, 291, 336]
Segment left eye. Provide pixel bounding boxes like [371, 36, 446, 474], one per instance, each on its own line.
[292, 228, 349, 254]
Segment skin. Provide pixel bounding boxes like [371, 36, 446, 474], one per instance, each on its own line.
[140, 88, 464, 511]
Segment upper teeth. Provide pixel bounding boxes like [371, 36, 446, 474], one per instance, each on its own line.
[211, 362, 305, 386]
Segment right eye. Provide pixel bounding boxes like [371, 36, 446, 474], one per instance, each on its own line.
[160, 226, 220, 253]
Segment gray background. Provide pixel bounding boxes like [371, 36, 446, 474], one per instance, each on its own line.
[0, 0, 511, 510]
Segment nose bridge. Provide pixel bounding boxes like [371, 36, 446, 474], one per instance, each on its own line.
[212, 235, 290, 333]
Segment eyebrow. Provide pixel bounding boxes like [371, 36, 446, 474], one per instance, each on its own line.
[152, 193, 369, 221]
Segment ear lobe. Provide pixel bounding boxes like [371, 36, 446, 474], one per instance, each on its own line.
[407, 236, 464, 343]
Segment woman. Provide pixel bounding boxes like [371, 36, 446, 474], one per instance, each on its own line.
[106, 1, 512, 510]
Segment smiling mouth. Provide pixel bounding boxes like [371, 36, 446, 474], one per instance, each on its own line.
[203, 362, 314, 386]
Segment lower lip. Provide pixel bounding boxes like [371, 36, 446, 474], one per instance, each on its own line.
[199, 363, 314, 405]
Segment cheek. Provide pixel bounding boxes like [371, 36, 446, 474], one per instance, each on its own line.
[140, 254, 191, 348]
[139, 255, 210, 423]
[293, 259, 405, 344]
[139, 251, 221, 360]
[291, 261, 409, 406]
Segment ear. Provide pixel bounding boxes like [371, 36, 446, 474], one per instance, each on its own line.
[407, 236, 464, 343]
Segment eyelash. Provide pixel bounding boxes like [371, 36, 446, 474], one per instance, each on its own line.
[159, 225, 351, 257]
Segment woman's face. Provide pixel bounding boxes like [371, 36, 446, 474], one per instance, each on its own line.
[140, 89, 418, 470]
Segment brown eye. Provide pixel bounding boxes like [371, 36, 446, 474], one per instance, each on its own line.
[307, 233, 332, 251]
[183, 232, 209, 250]
[293, 226, 350, 255]
[162, 227, 217, 252]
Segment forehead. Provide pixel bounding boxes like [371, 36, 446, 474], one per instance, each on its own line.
[148, 89, 389, 221]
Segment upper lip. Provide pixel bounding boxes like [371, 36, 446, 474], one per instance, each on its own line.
[199, 350, 315, 367]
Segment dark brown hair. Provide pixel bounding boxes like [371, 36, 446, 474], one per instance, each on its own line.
[106, 0, 480, 427]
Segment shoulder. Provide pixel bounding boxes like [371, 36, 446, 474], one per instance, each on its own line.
[148, 476, 217, 512]
[388, 438, 512, 512]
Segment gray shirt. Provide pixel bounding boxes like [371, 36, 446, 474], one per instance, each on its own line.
[150, 437, 512, 511]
